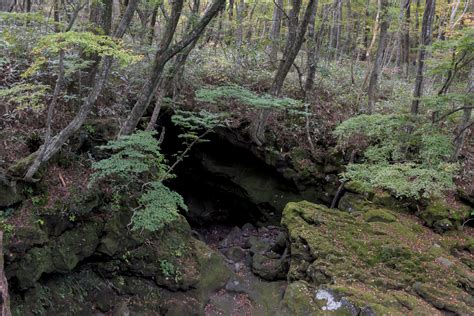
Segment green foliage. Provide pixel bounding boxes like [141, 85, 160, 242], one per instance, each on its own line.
[159, 259, 181, 282]
[0, 83, 49, 111]
[171, 109, 223, 142]
[25, 31, 142, 77]
[90, 131, 186, 232]
[90, 131, 167, 185]
[335, 114, 458, 199]
[196, 85, 300, 109]
[132, 181, 187, 231]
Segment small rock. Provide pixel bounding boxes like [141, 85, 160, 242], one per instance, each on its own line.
[271, 232, 287, 253]
[241, 223, 255, 232]
[433, 219, 454, 233]
[247, 236, 268, 255]
[226, 247, 246, 262]
[364, 209, 397, 223]
[219, 227, 242, 248]
[112, 301, 129, 316]
[435, 257, 454, 268]
[251, 253, 289, 281]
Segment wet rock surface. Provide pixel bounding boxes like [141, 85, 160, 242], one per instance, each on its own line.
[197, 224, 289, 315]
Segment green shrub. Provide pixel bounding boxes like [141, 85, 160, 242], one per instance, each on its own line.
[90, 131, 186, 232]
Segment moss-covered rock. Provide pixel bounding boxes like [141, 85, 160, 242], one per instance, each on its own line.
[364, 209, 397, 223]
[420, 199, 471, 232]
[281, 201, 473, 314]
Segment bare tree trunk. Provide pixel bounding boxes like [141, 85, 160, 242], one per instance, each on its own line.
[366, 0, 382, 61]
[343, 0, 352, 56]
[411, 0, 435, 116]
[119, 0, 226, 136]
[148, 3, 159, 45]
[403, 0, 411, 77]
[451, 66, 473, 161]
[304, 0, 320, 96]
[366, 0, 389, 114]
[24, 49, 65, 180]
[146, 0, 201, 131]
[0, 232, 11, 316]
[235, 0, 245, 66]
[250, 0, 316, 145]
[267, 0, 284, 65]
[23, 0, 140, 180]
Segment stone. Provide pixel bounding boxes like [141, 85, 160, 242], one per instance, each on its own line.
[241, 223, 255, 232]
[435, 257, 454, 268]
[219, 226, 241, 248]
[281, 201, 472, 314]
[225, 246, 246, 262]
[247, 236, 268, 255]
[420, 199, 470, 231]
[433, 218, 454, 233]
[0, 171, 26, 207]
[364, 209, 397, 223]
[251, 253, 289, 281]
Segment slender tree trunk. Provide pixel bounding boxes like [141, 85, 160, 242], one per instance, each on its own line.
[119, 0, 226, 136]
[267, 0, 284, 65]
[451, 66, 473, 161]
[343, 0, 352, 56]
[403, 0, 411, 77]
[235, 0, 245, 66]
[148, 4, 159, 45]
[25, 49, 65, 180]
[304, 0, 319, 96]
[250, 0, 316, 145]
[366, 0, 382, 61]
[366, 0, 389, 114]
[146, 0, 201, 131]
[411, 0, 435, 115]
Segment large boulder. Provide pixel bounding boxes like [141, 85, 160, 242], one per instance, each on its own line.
[281, 201, 473, 314]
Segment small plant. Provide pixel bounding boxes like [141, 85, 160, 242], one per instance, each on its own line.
[334, 114, 458, 199]
[89, 131, 187, 232]
[159, 259, 181, 283]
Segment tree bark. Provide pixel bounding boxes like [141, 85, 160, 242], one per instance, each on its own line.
[411, 0, 435, 115]
[250, 0, 316, 145]
[304, 0, 320, 96]
[267, 0, 284, 65]
[451, 66, 473, 161]
[366, 0, 389, 114]
[119, 0, 226, 136]
[403, 0, 411, 77]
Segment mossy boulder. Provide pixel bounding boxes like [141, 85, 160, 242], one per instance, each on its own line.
[419, 199, 471, 232]
[0, 170, 26, 207]
[281, 201, 473, 314]
[364, 209, 397, 223]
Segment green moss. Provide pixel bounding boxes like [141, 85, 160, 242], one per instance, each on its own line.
[364, 209, 397, 223]
[282, 201, 472, 314]
[420, 199, 470, 229]
[345, 181, 374, 197]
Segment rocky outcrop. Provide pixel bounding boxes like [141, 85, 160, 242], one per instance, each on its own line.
[281, 201, 474, 315]
[6, 208, 232, 315]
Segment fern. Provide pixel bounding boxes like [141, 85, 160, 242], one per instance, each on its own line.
[89, 131, 186, 232]
[90, 131, 167, 185]
[132, 182, 187, 231]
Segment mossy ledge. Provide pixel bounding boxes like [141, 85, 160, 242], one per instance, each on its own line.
[281, 201, 474, 315]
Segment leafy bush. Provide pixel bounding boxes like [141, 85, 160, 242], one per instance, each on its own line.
[335, 114, 458, 199]
[90, 131, 186, 232]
